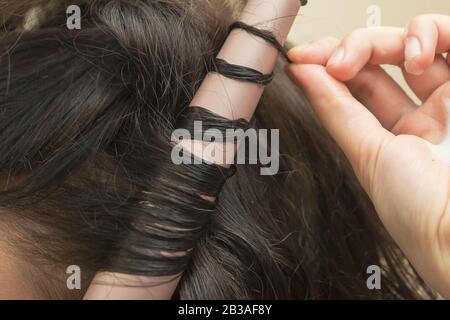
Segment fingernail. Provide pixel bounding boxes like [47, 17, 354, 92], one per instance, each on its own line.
[405, 37, 424, 75]
[328, 47, 345, 66]
[405, 37, 422, 59]
[404, 60, 424, 75]
[288, 46, 306, 61]
[288, 42, 313, 61]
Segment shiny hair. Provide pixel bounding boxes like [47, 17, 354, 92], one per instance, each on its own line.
[0, 0, 434, 299]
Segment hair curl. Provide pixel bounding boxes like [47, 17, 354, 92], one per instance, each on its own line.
[0, 0, 434, 299]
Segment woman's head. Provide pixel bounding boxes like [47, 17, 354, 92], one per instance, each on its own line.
[0, 0, 434, 299]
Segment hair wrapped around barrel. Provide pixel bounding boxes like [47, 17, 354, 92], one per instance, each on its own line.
[114, 3, 307, 276]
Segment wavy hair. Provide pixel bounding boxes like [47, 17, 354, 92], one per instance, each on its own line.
[0, 0, 434, 299]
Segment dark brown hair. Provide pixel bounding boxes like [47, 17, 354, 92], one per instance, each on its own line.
[0, 0, 434, 299]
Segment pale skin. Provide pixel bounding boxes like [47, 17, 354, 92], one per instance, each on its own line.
[287, 14, 450, 298]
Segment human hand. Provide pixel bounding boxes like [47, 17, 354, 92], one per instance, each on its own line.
[287, 14, 450, 298]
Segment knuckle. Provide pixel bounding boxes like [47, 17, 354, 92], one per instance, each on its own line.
[346, 28, 369, 42]
[409, 14, 432, 28]
[320, 36, 340, 45]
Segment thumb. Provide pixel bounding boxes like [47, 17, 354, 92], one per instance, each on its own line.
[287, 64, 394, 192]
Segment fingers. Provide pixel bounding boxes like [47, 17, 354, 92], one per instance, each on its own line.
[288, 37, 340, 65]
[347, 65, 416, 130]
[288, 23, 450, 102]
[325, 27, 406, 81]
[402, 14, 450, 100]
[287, 64, 393, 188]
[289, 28, 405, 81]
[404, 14, 450, 75]
[289, 38, 417, 130]
[404, 55, 450, 101]
[393, 81, 450, 144]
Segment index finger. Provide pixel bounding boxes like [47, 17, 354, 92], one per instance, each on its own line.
[324, 27, 406, 81]
[288, 64, 394, 188]
[404, 14, 450, 75]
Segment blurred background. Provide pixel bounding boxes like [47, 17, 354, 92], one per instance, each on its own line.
[290, 0, 450, 43]
[288, 0, 450, 101]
